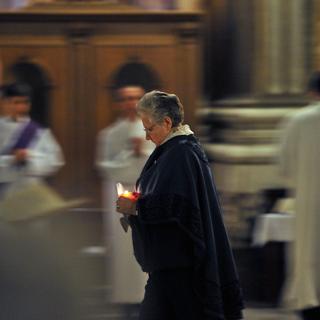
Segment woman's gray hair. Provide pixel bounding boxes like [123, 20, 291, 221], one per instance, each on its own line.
[137, 90, 184, 127]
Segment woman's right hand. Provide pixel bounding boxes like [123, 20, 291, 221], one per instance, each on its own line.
[116, 196, 137, 216]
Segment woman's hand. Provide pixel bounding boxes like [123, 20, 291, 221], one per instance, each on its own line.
[116, 196, 137, 216]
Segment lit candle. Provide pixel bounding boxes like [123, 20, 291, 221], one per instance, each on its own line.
[120, 191, 140, 201]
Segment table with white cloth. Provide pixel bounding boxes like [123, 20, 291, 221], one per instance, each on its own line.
[251, 213, 296, 305]
[252, 213, 295, 246]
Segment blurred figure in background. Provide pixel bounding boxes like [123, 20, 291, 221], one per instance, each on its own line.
[95, 84, 154, 314]
[0, 82, 64, 198]
[279, 71, 320, 320]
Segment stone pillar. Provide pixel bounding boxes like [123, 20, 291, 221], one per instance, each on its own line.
[266, 0, 288, 94]
[314, 0, 320, 70]
[198, 98, 302, 245]
[253, 0, 308, 95]
[288, 0, 307, 93]
[202, 0, 312, 245]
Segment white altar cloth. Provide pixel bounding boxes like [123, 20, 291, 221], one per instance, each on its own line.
[252, 213, 295, 246]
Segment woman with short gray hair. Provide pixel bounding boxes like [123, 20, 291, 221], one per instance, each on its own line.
[137, 90, 184, 128]
[136, 90, 192, 147]
[116, 90, 244, 320]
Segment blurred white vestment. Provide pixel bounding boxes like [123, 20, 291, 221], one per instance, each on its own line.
[96, 118, 153, 303]
[279, 102, 320, 310]
[0, 118, 64, 198]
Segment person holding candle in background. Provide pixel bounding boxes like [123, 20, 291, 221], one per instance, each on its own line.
[95, 80, 154, 314]
[116, 90, 244, 320]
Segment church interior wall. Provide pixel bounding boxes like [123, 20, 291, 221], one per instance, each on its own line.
[1, 0, 320, 306]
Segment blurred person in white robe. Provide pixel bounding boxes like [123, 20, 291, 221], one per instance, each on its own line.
[96, 84, 154, 311]
[279, 71, 320, 320]
[0, 82, 64, 198]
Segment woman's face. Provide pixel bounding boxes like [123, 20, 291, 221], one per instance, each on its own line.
[140, 113, 172, 146]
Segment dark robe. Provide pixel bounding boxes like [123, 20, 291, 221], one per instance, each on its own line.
[129, 135, 244, 320]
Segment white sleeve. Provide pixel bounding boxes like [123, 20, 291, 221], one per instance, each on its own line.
[128, 120, 145, 139]
[24, 129, 65, 177]
[95, 126, 151, 184]
[95, 129, 123, 176]
[0, 122, 18, 182]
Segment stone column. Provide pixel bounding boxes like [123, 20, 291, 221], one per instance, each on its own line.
[313, 0, 320, 70]
[254, 0, 308, 95]
[288, 0, 307, 93]
[202, 0, 312, 245]
[198, 98, 301, 245]
[265, 0, 288, 94]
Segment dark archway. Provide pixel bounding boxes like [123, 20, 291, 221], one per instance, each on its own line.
[110, 61, 161, 98]
[10, 60, 52, 127]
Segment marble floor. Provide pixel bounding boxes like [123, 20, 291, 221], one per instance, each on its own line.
[244, 308, 299, 320]
[82, 280, 300, 320]
[80, 246, 301, 320]
[83, 302, 300, 320]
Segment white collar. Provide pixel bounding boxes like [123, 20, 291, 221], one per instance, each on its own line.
[161, 124, 194, 145]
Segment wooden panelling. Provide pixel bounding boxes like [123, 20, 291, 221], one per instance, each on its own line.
[0, 9, 203, 203]
[94, 45, 178, 130]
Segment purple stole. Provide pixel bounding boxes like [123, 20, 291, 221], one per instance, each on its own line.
[0, 120, 41, 195]
[1, 120, 41, 155]
[10, 120, 40, 151]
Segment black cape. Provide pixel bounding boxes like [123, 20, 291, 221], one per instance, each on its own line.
[130, 135, 244, 319]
